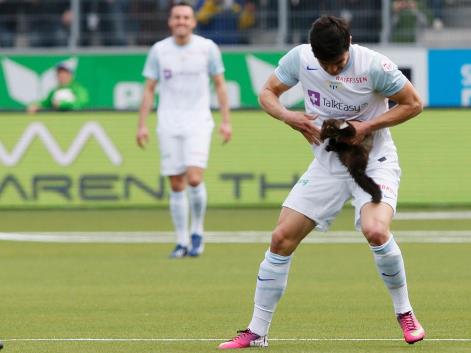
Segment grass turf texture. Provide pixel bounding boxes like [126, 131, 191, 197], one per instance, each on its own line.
[1, 242, 470, 353]
[2, 207, 471, 231]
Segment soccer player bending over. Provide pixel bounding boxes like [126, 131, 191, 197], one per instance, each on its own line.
[219, 15, 425, 349]
[137, 1, 232, 258]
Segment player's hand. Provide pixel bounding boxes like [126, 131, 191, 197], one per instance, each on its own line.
[342, 120, 370, 145]
[219, 121, 232, 144]
[136, 125, 149, 148]
[283, 112, 321, 145]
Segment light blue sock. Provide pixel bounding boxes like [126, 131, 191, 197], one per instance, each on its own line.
[370, 235, 412, 314]
[188, 182, 207, 236]
[248, 250, 292, 336]
[169, 190, 189, 247]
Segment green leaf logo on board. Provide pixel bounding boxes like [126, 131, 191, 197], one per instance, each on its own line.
[1, 57, 77, 105]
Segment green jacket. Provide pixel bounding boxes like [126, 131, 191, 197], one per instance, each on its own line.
[40, 81, 89, 110]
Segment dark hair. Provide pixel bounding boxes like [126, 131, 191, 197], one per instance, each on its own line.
[309, 16, 350, 62]
[169, 1, 194, 13]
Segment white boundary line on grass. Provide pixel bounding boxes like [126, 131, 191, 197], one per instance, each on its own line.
[395, 211, 471, 220]
[3, 337, 471, 342]
[0, 230, 471, 243]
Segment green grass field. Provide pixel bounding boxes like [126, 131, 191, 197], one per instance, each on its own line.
[1, 109, 471, 352]
[1, 240, 471, 353]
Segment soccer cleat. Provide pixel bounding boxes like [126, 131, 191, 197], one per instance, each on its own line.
[397, 311, 425, 344]
[188, 234, 204, 257]
[169, 244, 188, 258]
[218, 329, 268, 349]
[0, 340, 3, 349]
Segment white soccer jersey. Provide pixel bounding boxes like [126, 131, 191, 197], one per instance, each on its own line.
[275, 44, 408, 174]
[143, 34, 224, 133]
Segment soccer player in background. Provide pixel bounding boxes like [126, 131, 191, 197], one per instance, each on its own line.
[136, 1, 232, 258]
[27, 63, 89, 113]
[219, 16, 425, 349]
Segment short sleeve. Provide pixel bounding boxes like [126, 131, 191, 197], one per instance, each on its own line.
[142, 44, 160, 80]
[208, 40, 225, 76]
[274, 46, 301, 87]
[370, 54, 407, 97]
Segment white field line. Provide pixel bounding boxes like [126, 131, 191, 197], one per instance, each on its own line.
[395, 211, 471, 220]
[3, 337, 471, 342]
[0, 230, 471, 243]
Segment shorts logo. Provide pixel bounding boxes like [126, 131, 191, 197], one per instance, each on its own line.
[308, 89, 320, 106]
[379, 184, 397, 197]
[297, 178, 309, 186]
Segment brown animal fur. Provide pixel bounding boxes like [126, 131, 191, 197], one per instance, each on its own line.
[320, 119, 381, 203]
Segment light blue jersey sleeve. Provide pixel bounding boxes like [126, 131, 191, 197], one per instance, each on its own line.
[142, 44, 160, 80]
[274, 46, 301, 87]
[208, 41, 225, 76]
[370, 54, 407, 97]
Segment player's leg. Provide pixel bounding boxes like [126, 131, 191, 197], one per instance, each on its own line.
[219, 207, 315, 349]
[184, 127, 212, 256]
[157, 132, 189, 258]
[353, 165, 424, 344]
[168, 174, 189, 258]
[219, 161, 349, 349]
[186, 166, 206, 256]
[249, 207, 315, 333]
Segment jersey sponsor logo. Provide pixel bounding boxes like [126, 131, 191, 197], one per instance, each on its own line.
[307, 88, 367, 112]
[322, 98, 366, 113]
[163, 69, 172, 80]
[335, 75, 368, 84]
[308, 89, 321, 106]
[163, 68, 202, 80]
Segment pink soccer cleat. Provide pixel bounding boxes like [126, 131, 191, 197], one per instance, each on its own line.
[218, 329, 268, 349]
[397, 311, 425, 344]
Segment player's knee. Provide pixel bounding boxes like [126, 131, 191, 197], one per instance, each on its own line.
[187, 179, 201, 187]
[362, 221, 390, 246]
[187, 174, 203, 187]
[270, 227, 293, 254]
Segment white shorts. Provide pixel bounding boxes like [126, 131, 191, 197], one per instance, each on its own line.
[156, 127, 213, 176]
[282, 159, 401, 231]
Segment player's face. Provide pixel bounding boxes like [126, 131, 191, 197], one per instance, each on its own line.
[168, 5, 196, 39]
[57, 69, 73, 85]
[317, 51, 350, 76]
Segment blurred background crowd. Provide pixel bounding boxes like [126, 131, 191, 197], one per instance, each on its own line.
[0, 0, 470, 48]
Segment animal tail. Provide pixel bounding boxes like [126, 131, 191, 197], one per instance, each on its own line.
[350, 170, 382, 203]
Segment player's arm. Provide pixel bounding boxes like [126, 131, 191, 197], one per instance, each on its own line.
[136, 78, 157, 148]
[213, 73, 232, 144]
[351, 81, 423, 143]
[259, 74, 320, 144]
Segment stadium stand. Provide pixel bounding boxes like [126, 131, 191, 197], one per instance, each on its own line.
[0, 0, 470, 48]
